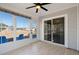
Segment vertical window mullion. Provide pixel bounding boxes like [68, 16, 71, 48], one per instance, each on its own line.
[28, 19, 31, 40]
[12, 15, 16, 42]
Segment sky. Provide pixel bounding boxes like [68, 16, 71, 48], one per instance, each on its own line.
[0, 12, 12, 25]
[0, 11, 36, 28]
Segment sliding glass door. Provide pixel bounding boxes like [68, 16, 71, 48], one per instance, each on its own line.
[44, 17, 64, 45]
[44, 20, 51, 41]
[53, 17, 64, 45]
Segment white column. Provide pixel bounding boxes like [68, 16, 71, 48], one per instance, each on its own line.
[12, 15, 16, 42]
[36, 19, 40, 40]
[29, 20, 32, 40]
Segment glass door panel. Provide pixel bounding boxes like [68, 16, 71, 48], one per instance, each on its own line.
[53, 17, 64, 45]
[44, 20, 51, 41]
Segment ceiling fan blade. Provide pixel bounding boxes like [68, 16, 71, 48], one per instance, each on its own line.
[26, 6, 35, 9]
[34, 3, 40, 5]
[41, 3, 51, 5]
[36, 8, 38, 13]
[41, 6, 48, 11]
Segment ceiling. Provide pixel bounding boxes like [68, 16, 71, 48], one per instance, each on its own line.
[0, 3, 77, 19]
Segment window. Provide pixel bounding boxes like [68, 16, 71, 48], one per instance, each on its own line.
[31, 21, 37, 39]
[0, 17, 2, 44]
[0, 11, 37, 44]
[16, 16, 30, 40]
[0, 12, 13, 44]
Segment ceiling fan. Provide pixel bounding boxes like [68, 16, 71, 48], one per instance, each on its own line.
[26, 3, 51, 13]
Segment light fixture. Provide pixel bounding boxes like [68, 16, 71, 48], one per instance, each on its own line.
[26, 3, 50, 13]
[36, 5, 41, 9]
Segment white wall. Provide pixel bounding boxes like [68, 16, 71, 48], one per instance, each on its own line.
[77, 4, 79, 51]
[0, 39, 38, 54]
[39, 6, 77, 50]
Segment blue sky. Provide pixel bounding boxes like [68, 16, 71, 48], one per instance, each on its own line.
[0, 12, 32, 28]
[16, 16, 30, 28]
[0, 12, 12, 25]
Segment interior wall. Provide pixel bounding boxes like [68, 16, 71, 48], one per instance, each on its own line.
[77, 4, 79, 51]
[39, 6, 77, 50]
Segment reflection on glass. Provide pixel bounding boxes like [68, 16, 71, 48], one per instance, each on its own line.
[53, 17, 64, 45]
[44, 20, 51, 41]
[0, 12, 13, 43]
[16, 16, 30, 40]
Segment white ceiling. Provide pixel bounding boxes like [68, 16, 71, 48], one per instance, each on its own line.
[0, 3, 77, 19]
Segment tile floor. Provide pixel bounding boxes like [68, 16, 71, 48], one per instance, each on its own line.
[3, 41, 79, 55]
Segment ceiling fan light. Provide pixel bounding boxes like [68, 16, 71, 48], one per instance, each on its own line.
[36, 5, 41, 9]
